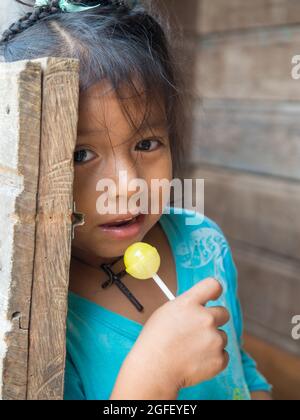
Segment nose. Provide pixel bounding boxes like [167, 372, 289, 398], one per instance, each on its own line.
[111, 156, 146, 214]
[96, 152, 146, 216]
[112, 153, 137, 188]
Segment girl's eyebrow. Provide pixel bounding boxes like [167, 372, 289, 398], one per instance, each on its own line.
[139, 118, 168, 131]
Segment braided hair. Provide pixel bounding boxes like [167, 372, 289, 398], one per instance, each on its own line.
[1, 1, 61, 43]
[0, 1, 128, 43]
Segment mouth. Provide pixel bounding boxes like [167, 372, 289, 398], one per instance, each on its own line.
[99, 214, 142, 228]
[98, 213, 146, 239]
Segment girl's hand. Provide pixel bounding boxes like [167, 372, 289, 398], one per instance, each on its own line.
[129, 278, 230, 391]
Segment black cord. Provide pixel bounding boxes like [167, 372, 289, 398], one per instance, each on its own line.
[71, 254, 144, 312]
[100, 258, 144, 312]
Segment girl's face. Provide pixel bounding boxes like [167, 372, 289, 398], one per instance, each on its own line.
[72, 80, 173, 261]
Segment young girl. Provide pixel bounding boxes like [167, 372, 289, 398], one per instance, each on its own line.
[1, 0, 272, 400]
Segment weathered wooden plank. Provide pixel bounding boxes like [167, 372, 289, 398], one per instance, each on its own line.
[190, 99, 300, 181]
[231, 242, 300, 356]
[26, 58, 79, 400]
[159, 0, 300, 35]
[188, 165, 300, 261]
[0, 61, 42, 400]
[199, 0, 300, 34]
[156, 0, 201, 34]
[195, 26, 300, 101]
[244, 334, 300, 400]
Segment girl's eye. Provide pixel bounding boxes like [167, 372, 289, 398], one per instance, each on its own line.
[74, 149, 96, 164]
[135, 138, 163, 152]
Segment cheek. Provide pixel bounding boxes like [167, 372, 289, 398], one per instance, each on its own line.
[141, 158, 173, 210]
[148, 151, 173, 179]
[167, 154, 173, 178]
[164, 149, 173, 178]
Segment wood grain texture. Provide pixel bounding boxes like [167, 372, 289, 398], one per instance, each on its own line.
[190, 98, 300, 181]
[159, 0, 300, 35]
[199, 0, 300, 34]
[244, 334, 300, 400]
[233, 242, 300, 356]
[0, 61, 42, 400]
[194, 26, 300, 101]
[26, 58, 79, 400]
[188, 165, 300, 261]
[172, 0, 300, 396]
[156, 0, 201, 34]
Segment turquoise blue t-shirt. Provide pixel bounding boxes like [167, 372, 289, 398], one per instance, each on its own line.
[64, 207, 272, 400]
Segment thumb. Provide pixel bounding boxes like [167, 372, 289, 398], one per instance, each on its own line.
[182, 278, 223, 306]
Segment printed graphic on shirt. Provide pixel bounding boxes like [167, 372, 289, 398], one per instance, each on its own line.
[174, 224, 251, 401]
[175, 227, 229, 294]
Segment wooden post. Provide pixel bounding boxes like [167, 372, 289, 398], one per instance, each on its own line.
[0, 57, 80, 400]
[0, 60, 42, 401]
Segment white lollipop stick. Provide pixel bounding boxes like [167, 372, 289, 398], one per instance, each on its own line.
[152, 273, 176, 301]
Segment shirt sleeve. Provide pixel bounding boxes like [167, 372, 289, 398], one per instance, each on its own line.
[64, 353, 86, 400]
[223, 235, 273, 394]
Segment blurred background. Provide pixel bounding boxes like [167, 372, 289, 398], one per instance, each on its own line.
[155, 0, 300, 400]
[1, 0, 300, 401]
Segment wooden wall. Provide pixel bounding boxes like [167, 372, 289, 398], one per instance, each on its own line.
[160, 0, 300, 399]
[0, 57, 79, 400]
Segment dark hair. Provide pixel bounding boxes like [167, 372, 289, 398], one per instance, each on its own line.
[0, 0, 189, 175]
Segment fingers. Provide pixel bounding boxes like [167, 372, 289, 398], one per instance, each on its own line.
[207, 306, 230, 327]
[185, 278, 223, 306]
[218, 330, 228, 348]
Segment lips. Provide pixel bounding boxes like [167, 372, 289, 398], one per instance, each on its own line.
[99, 214, 141, 228]
[98, 213, 146, 239]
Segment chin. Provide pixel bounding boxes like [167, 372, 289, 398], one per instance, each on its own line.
[91, 236, 143, 258]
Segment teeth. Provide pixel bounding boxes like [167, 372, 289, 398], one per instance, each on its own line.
[100, 214, 140, 228]
[109, 216, 138, 227]
[115, 216, 134, 223]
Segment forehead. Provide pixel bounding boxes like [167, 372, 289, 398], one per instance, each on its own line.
[77, 79, 166, 135]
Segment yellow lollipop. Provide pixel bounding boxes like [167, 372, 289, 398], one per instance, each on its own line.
[124, 242, 176, 301]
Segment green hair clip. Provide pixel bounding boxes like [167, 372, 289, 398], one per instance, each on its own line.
[34, 0, 103, 13]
